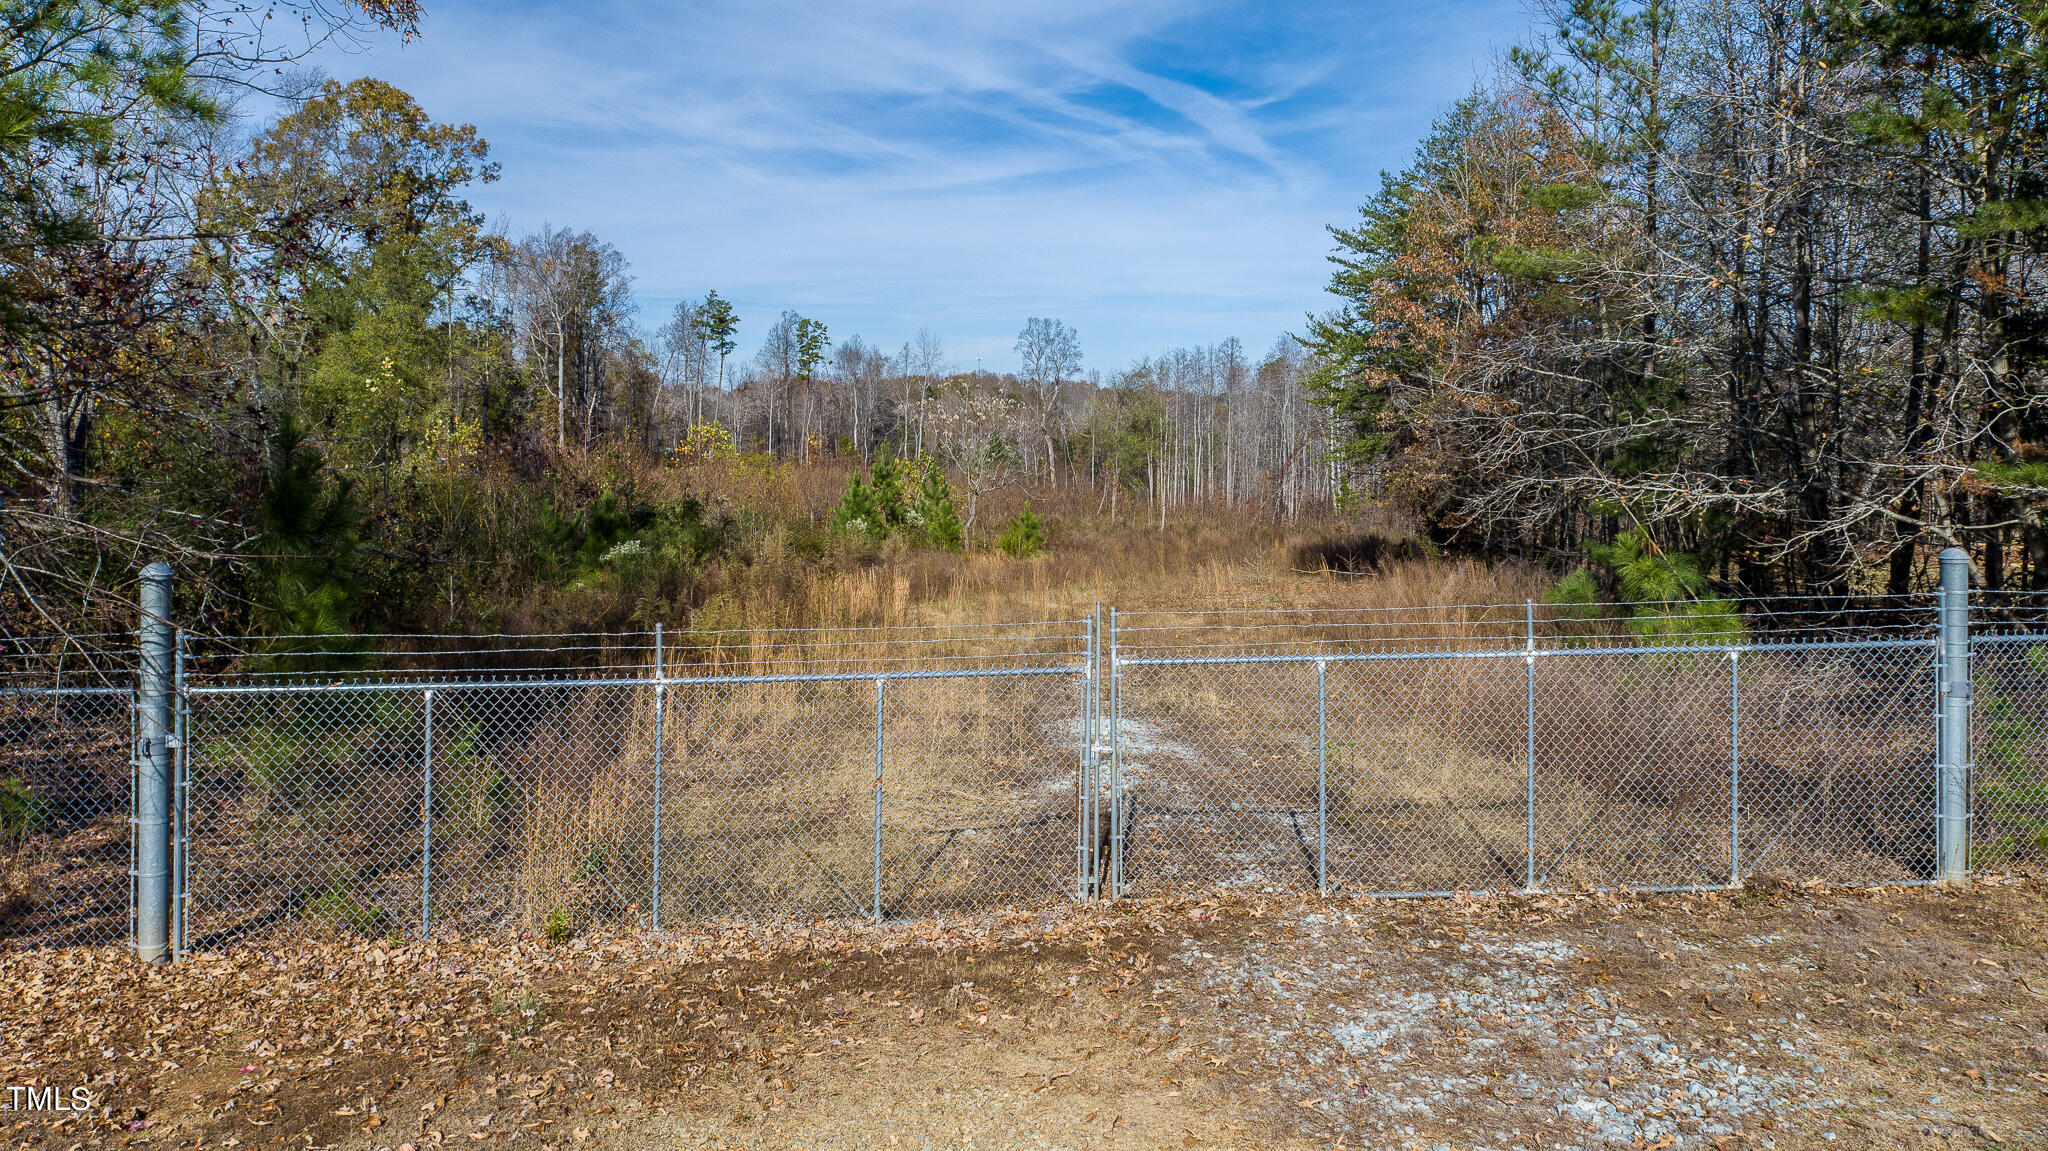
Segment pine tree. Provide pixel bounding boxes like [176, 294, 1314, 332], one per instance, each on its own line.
[256, 416, 362, 641]
[997, 509, 1046, 558]
[869, 444, 909, 529]
[832, 472, 883, 540]
[913, 468, 964, 552]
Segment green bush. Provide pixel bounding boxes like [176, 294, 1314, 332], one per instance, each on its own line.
[831, 472, 884, 541]
[545, 907, 574, 944]
[0, 777, 50, 843]
[303, 875, 384, 933]
[554, 490, 726, 583]
[997, 509, 1046, 558]
[834, 448, 965, 552]
[1549, 527, 1742, 645]
[255, 416, 364, 657]
[910, 468, 964, 552]
[868, 445, 909, 530]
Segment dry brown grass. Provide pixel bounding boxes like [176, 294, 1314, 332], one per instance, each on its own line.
[1112, 638, 1935, 898]
[489, 670, 1083, 932]
[534, 448, 1518, 638]
[181, 480, 1948, 940]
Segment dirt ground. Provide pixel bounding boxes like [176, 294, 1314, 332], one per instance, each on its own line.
[3, 877, 2046, 1151]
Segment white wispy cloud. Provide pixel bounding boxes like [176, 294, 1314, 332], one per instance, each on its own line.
[322, 0, 1527, 369]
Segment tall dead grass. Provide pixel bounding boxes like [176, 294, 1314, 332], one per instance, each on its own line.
[479, 671, 1081, 928]
[1114, 641, 1934, 896]
[504, 448, 1504, 642]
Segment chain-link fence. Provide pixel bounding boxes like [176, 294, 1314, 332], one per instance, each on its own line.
[177, 666, 1090, 946]
[6, 584, 2048, 954]
[1103, 596, 1985, 898]
[1105, 641, 1943, 898]
[1, 637, 135, 948]
[1969, 632, 2048, 869]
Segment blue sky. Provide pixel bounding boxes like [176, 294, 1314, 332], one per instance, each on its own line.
[325, 0, 1529, 373]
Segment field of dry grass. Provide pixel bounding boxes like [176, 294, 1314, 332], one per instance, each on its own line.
[9, 492, 2014, 951]
[6, 496, 2048, 1151]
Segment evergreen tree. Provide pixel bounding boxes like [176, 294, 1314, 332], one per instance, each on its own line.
[997, 509, 1046, 558]
[256, 416, 362, 641]
[869, 444, 909, 529]
[698, 291, 739, 390]
[832, 472, 883, 540]
[913, 467, 964, 552]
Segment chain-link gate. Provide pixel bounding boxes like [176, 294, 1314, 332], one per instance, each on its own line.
[11, 555, 2048, 955]
[175, 662, 1092, 947]
[1105, 617, 1953, 898]
[0, 684, 133, 947]
[1970, 633, 2048, 869]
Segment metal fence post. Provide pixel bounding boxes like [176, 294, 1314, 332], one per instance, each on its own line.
[1523, 599, 1538, 892]
[1077, 611, 1094, 901]
[135, 563, 175, 963]
[1728, 649, 1741, 888]
[1316, 659, 1328, 896]
[172, 629, 188, 959]
[872, 676, 886, 922]
[1936, 547, 1972, 883]
[651, 623, 664, 931]
[1109, 607, 1123, 900]
[128, 681, 138, 953]
[421, 689, 435, 939]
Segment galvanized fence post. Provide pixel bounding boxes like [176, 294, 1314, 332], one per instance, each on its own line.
[173, 629, 188, 959]
[1077, 611, 1095, 901]
[1109, 607, 1123, 900]
[872, 676, 887, 922]
[1728, 649, 1741, 887]
[1936, 548, 1972, 883]
[135, 562, 175, 963]
[1316, 659, 1328, 896]
[421, 689, 435, 939]
[651, 624, 664, 931]
[128, 678, 138, 953]
[1523, 600, 1538, 892]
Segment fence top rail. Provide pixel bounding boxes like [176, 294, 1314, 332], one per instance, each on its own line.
[1117, 636, 1932, 666]
[1116, 593, 1935, 618]
[1113, 624, 1925, 646]
[211, 635, 1091, 661]
[183, 647, 1087, 684]
[0, 685, 135, 698]
[201, 618, 1090, 644]
[1112, 615, 1930, 633]
[184, 663, 1087, 694]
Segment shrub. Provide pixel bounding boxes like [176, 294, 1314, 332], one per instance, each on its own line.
[1550, 528, 1742, 644]
[256, 416, 363, 645]
[834, 448, 964, 551]
[868, 445, 909, 530]
[545, 907, 574, 944]
[0, 777, 50, 844]
[997, 509, 1046, 558]
[910, 469, 964, 552]
[304, 876, 385, 933]
[831, 472, 883, 541]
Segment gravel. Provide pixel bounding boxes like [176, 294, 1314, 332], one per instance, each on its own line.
[1160, 911, 1827, 1149]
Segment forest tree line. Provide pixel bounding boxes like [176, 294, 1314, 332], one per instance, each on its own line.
[1, 0, 1340, 640]
[1305, 0, 2048, 597]
[17, 0, 2027, 644]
